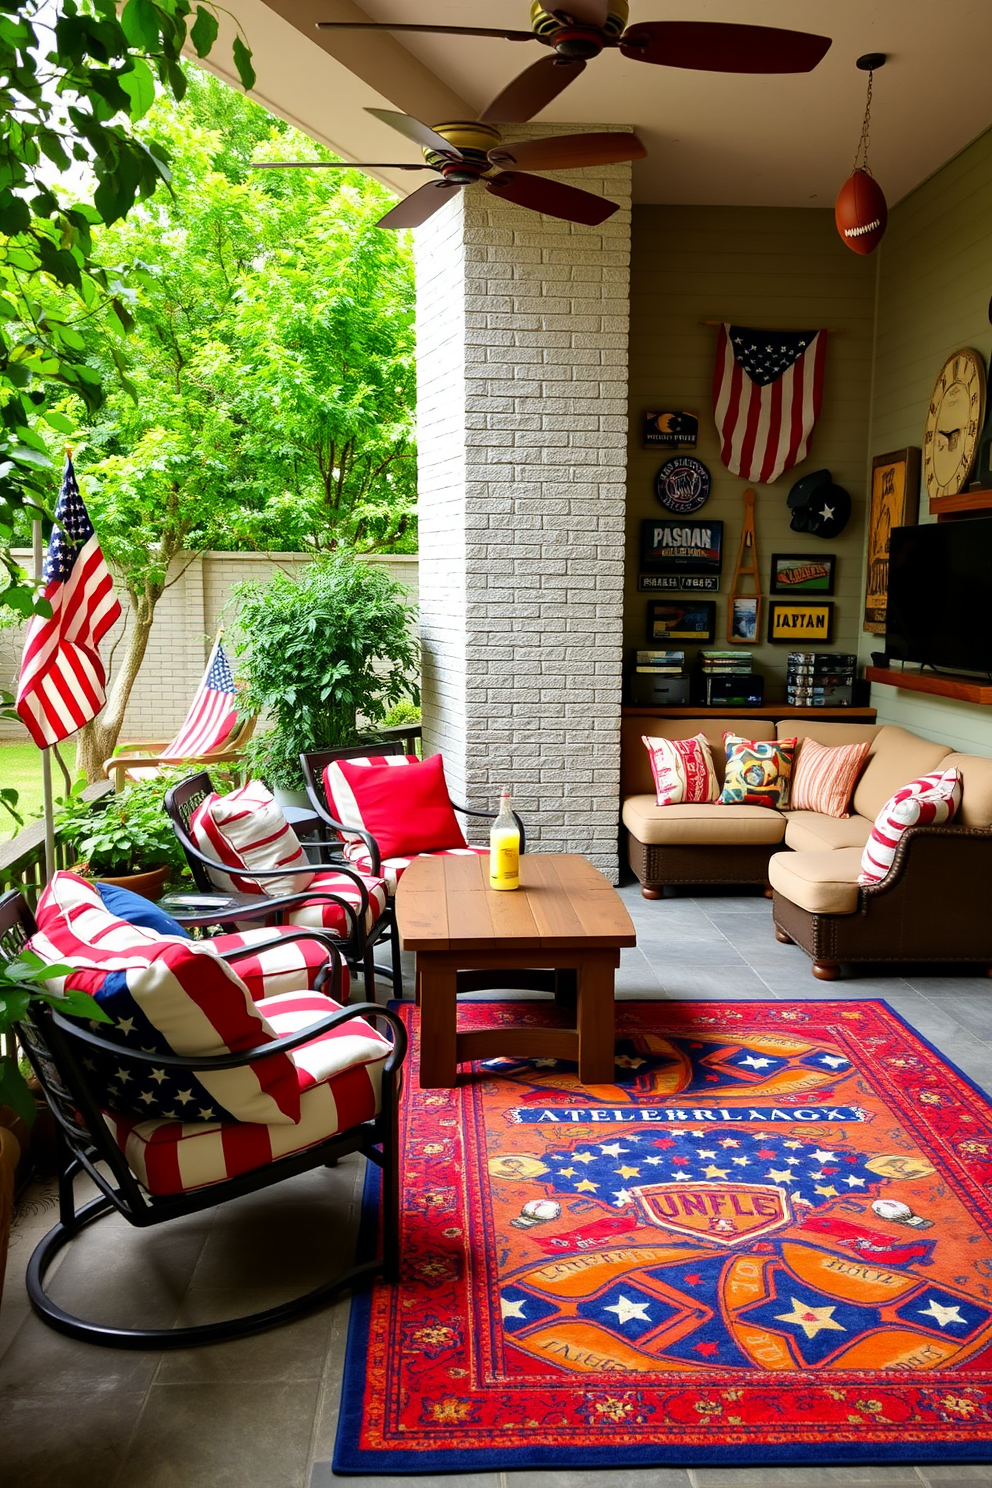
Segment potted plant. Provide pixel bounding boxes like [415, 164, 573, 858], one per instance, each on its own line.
[55, 776, 190, 900]
[233, 552, 420, 798]
[0, 949, 111, 1306]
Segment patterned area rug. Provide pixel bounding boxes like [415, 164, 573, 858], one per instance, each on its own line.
[335, 999, 992, 1473]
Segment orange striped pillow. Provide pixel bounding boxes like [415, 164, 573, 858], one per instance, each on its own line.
[790, 738, 871, 819]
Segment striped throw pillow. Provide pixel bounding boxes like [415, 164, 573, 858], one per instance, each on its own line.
[190, 782, 313, 899]
[859, 768, 962, 886]
[642, 733, 718, 805]
[790, 738, 871, 818]
[323, 754, 420, 844]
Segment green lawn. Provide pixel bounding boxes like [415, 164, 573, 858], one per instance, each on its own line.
[0, 742, 48, 840]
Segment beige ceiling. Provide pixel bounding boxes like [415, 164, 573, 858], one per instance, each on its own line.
[214, 0, 992, 208]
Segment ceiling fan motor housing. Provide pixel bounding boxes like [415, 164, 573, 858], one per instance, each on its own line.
[531, 2, 628, 48]
[426, 121, 504, 183]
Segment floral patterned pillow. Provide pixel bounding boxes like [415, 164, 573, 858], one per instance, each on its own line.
[719, 734, 797, 809]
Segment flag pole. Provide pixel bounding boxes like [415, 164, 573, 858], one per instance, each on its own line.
[31, 516, 56, 883]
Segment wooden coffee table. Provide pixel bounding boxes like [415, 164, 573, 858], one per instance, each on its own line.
[395, 853, 636, 1088]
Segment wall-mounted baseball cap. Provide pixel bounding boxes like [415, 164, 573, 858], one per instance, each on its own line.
[787, 468, 851, 539]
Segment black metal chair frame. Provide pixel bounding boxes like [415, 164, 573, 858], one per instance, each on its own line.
[300, 744, 527, 1000]
[0, 889, 407, 1350]
[163, 771, 395, 1001]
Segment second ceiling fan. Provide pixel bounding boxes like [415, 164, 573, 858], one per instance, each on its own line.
[315, 3, 833, 122]
[252, 111, 646, 229]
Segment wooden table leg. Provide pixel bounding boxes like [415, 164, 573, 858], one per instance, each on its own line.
[575, 952, 618, 1086]
[418, 960, 459, 1088]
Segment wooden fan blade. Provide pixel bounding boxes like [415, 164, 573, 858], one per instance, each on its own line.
[551, 1, 608, 26]
[620, 21, 831, 73]
[316, 23, 535, 42]
[250, 162, 436, 171]
[376, 181, 461, 230]
[489, 132, 646, 173]
[485, 171, 618, 226]
[365, 109, 464, 158]
[481, 56, 585, 123]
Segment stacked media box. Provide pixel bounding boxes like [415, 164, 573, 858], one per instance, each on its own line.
[695, 651, 764, 707]
[787, 652, 857, 707]
[630, 650, 690, 705]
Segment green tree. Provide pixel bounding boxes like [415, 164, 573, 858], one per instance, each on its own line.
[0, 0, 254, 619]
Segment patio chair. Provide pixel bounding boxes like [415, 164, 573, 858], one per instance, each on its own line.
[164, 771, 395, 1001]
[300, 745, 527, 999]
[106, 713, 257, 792]
[0, 887, 406, 1349]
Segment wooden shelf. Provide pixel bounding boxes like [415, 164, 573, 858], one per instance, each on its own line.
[623, 705, 876, 720]
[930, 488, 992, 520]
[866, 666, 992, 706]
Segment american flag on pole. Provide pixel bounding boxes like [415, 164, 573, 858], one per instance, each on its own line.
[16, 456, 121, 748]
[159, 639, 239, 761]
[712, 324, 828, 484]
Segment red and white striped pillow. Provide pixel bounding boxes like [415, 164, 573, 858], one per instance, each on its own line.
[323, 753, 467, 860]
[790, 738, 871, 819]
[641, 733, 718, 806]
[859, 768, 962, 886]
[323, 754, 419, 844]
[189, 782, 313, 898]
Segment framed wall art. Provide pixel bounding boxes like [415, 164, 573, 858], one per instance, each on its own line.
[640, 518, 722, 575]
[864, 447, 920, 633]
[767, 599, 835, 645]
[643, 410, 698, 449]
[647, 600, 716, 644]
[729, 596, 760, 644]
[770, 553, 836, 595]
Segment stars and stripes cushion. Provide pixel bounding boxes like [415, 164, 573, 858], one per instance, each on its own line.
[103, 990, 392, 1196]
[859, 768, 962, 887]
[322, 754, 421, 847]
[345, 844, 490, 895]
[30, 872, 303, 1126]
[325, 753, 467, 862]
[189, 782, 314, 898]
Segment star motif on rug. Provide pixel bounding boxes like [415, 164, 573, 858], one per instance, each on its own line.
[598, 1143, 629, 1157]
[775, 1299, 847, 1340]
[919, 1299, 967, 1328]
[739, 1055, 773, 1069]
[701, 1163, 730, 1179]
[811, 1148, 837, 1163]
[501, 1297, 527, 1320]
[604, 1295, 652, 1326]
[614, 1165, 640, 1179]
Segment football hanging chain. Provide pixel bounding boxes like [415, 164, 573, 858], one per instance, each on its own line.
[727, 486, 763, 645]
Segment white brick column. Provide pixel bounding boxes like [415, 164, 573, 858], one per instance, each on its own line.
[415, 128, 631, 879]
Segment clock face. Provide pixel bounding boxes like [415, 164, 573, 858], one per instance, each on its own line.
[923, 349, 985, 500]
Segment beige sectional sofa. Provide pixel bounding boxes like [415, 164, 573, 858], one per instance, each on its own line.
[621, 716, 992, 979]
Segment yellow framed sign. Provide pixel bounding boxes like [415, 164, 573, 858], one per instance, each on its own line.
[767, 600, 834, 644]
[864, 447, 920, 634]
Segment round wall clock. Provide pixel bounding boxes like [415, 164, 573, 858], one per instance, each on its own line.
[923, 348, 986, 501]
[655, 456, 711, 514]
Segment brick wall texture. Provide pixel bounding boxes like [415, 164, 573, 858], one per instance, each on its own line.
[0, 551, 418, 744]
[415, 125, 632, 880]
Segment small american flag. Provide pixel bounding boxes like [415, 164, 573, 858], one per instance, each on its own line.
[160, 640, 239, 760]
[712, 324, 828, 485]
[16, 456, 121, 748]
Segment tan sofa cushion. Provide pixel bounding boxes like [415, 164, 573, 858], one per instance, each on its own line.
[783, 811, 873, 853]
[851, 725, 953, 821]
[768, 848, 863, 915]
[623, 796, 786, 846]
[621, 716, 775, 797]
[777, 721, 882, 749]
[943, 753, 992, 828]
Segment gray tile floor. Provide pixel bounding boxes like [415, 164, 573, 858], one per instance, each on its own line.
[3, 882, 992, 1487]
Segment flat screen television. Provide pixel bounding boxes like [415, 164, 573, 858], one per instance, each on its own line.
[886, 518, 992, 677]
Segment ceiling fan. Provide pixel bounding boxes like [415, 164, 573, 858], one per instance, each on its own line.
[314, 3, 833, 123]
[251, 110, 646, 229]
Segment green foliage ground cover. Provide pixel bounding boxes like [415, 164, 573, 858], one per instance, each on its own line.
[0, 741, 43, 839]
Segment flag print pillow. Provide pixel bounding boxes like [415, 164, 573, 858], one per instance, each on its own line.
[859, 768, 962, 886]
[719, 734, 797, 809]
[189, 781, 314, 899]
[641, 733, 718, 806]
[30, 872, 302, 1127]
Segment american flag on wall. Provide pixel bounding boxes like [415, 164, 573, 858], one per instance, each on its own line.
[159, 640, 239, 761]
[712, 323, 828, 484]
[16, 456, 121, 748]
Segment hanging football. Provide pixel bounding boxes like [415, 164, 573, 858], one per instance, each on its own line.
[835, 168, 887, 255]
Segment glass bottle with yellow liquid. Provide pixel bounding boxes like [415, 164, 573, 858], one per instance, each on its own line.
[489, 787, 520, 891]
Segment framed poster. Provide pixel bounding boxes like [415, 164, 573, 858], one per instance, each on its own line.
[864, 447, 921, 633]
[643, 410, 698, 448]
[729, 595, 760, 643]
[770, 553, 836, 595]
[647, 600, 716, 644]
[767, 600, 835, 645]
[638, 573, 718, 592]
[640, 518, 723, 576]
